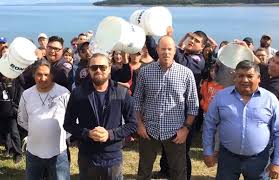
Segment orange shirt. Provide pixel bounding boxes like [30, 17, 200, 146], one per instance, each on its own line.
[200, 80, 224, 112]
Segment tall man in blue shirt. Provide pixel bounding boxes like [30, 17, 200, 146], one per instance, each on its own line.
[134, 35, 199, 180]
[203, 60, 279, 180]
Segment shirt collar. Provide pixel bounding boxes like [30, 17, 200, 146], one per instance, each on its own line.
[155, 61, 176, 71]
[230, 86, 262, 97]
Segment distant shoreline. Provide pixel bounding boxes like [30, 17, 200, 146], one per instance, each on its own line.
[93, 3, 279, 7]
[1, 3, 279, 7]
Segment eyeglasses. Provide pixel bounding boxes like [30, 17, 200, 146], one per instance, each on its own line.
[89, 65, 108, 71]
[47, 45, 62, 52]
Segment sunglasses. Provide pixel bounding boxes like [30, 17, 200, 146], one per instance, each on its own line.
[89, 65, 108, 71]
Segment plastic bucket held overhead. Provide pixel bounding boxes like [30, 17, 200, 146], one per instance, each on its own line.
[217, 43, 254, 69]
[0, 37, 37, 79]
[130, 6, 172, 36]
[94, 16, 146, 54]
[129, 9, 146, 32]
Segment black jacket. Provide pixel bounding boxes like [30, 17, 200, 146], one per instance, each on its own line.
[63, 79, 136, 167]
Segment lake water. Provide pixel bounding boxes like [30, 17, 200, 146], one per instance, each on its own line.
[0, 4, 279, 49]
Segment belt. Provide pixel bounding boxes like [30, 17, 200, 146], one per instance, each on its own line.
[220, 144, 269, 160]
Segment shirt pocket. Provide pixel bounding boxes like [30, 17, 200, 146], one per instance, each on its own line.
[218, 106, 236, 122]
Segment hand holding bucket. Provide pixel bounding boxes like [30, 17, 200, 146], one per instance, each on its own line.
[0, 37, 37, 79]
[217, 42, 254, 69]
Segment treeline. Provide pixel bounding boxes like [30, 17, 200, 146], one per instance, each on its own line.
[93, 0, 279, 5]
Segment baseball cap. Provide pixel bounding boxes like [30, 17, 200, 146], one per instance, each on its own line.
[37, 33, 48, 39]
[261, 34, 271, 40]
[0, 37, 7, 43]
[243, 37, 253, 44]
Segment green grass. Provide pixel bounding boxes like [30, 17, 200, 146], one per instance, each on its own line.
[0, 133, 217, 180]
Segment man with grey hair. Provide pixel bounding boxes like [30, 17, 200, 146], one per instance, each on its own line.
[18, 59, 70, 180]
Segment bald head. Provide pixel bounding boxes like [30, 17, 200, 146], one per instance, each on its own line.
[156, 36, 176, 70]
[158, 35, 176, 49]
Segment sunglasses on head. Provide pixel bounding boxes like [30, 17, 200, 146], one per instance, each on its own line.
[89, 65, 108, 71]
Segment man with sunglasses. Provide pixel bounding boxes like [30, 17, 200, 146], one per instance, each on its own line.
[64, 53, 137, 180]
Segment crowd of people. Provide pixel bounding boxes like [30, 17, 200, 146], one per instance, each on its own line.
[0, 27, 279, 180]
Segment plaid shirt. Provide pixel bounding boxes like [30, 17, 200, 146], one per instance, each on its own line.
[134, 61, 199, 140]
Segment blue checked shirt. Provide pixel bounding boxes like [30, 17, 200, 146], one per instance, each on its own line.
[134, 61, 199, 140]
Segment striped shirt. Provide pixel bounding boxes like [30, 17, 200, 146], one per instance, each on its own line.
[134, 61, 199, 140]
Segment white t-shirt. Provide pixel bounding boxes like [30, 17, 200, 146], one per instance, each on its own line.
[18, 83, 70, 159]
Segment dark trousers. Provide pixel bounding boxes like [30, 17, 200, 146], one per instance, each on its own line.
[0, 116, 22, 155]
[137, 137, 186, 180]
[160, 129, 193, 180]
[78, 153, 123, 180]
[216, 145, 269, 180]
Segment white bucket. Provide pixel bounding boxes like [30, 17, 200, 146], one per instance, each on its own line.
[130, 6, 172, 36]
[94, 16, 146, 54]
[0, 37, 37, 79]
[217, 43, 254, 69]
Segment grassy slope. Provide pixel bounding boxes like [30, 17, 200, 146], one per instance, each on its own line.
[0, 133, 217, 180]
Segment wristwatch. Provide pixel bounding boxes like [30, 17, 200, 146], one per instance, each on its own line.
[183, 122, 192, 131]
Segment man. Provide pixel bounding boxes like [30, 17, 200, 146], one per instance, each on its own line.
[243, 37, 254, 51]
[0, 73, 23, 164]
[145, 27, 207, 179]
[134, 36, 199, 180]
[255, 47, 268, 64]
[22, 36, 72, 90]
[74, 41, 92, 87]
[77, 33, 88, 45]
[260, 34, 277, 58]
[260, 51, 279, 99]
[63, 53, 136, 179]
[18, 59, 70, 180]
[37, 33, 48, 49]
[203, 60, 279, 180]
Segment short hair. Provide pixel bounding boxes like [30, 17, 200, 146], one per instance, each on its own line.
[32, 59, 54, 77]
[78, 33, 86, 38]
[193, 30, 208, 45]
[89, 53, 111, 66]
[48, 36, 64, 46]
[70, 37, 78, 44]
[255, 48, 267, 54]
[235, 60, 260, 74]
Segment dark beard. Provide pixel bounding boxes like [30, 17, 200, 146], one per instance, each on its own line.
[92, 77, 108, 86]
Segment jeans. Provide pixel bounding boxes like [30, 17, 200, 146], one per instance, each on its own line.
[78, 152, 123, 180]
[137, 137, 186, 180]
[26, 151, 70, 180]
[216, 145, 269, 180]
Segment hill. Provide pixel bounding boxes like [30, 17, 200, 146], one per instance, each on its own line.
[93, 0, 279, 6]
